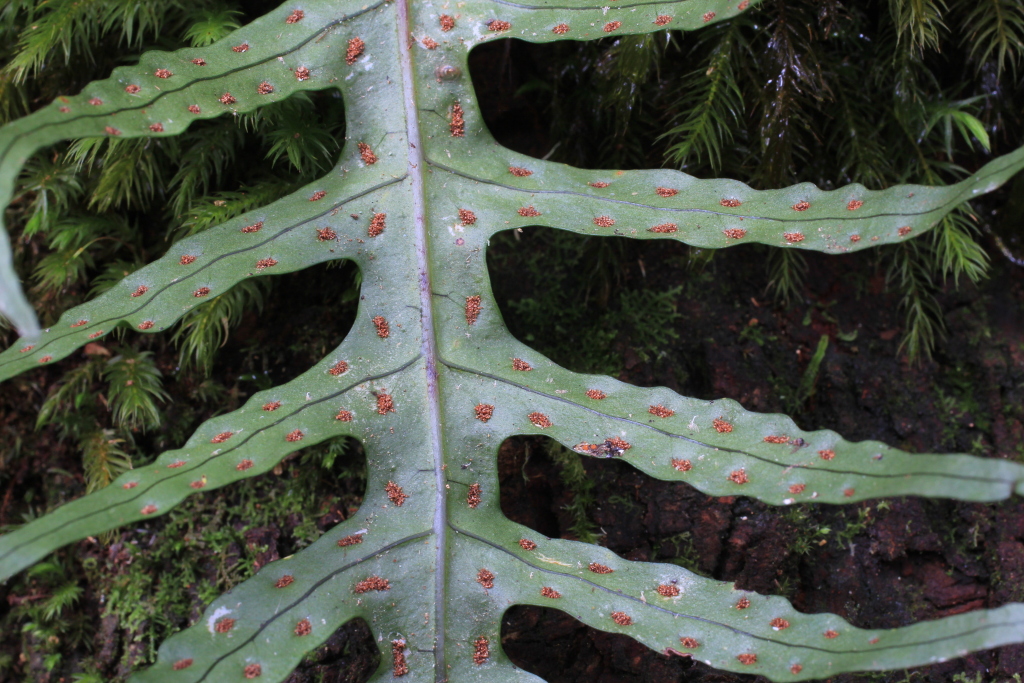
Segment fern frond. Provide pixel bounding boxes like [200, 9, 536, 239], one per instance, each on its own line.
[953, 0, 1024, 78]
[14, 154, 86, 239]
[36, 358, 104, 433]
[171, 279, 270, 375]
[888, 243, 945, 361]
[888, 0, 949, 54]
[766, 247, 807, 305]
[175, 181, 295, 238]
[263, 120, 340, 177]
[182, 8, 242, 48]
[662, 22, 746, 174]
[931, 206, 989, 285]
[32, 215, 134, 295]
[41, 581, 83, 622]
[65, 137, 167, 213]
[0, 71, 28, 126]
[3, 0, 180, 84]
[103, 348, 168, 432]
[81, 429, 132, 493]
[167, 124, 245, 220]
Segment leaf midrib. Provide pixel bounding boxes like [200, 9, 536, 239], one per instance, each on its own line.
[395, 0, 448, 678]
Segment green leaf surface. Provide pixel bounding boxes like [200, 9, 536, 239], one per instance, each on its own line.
[2, 0, 1024, 681]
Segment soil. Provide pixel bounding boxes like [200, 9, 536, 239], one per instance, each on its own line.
[2, 35, 1024, 683]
